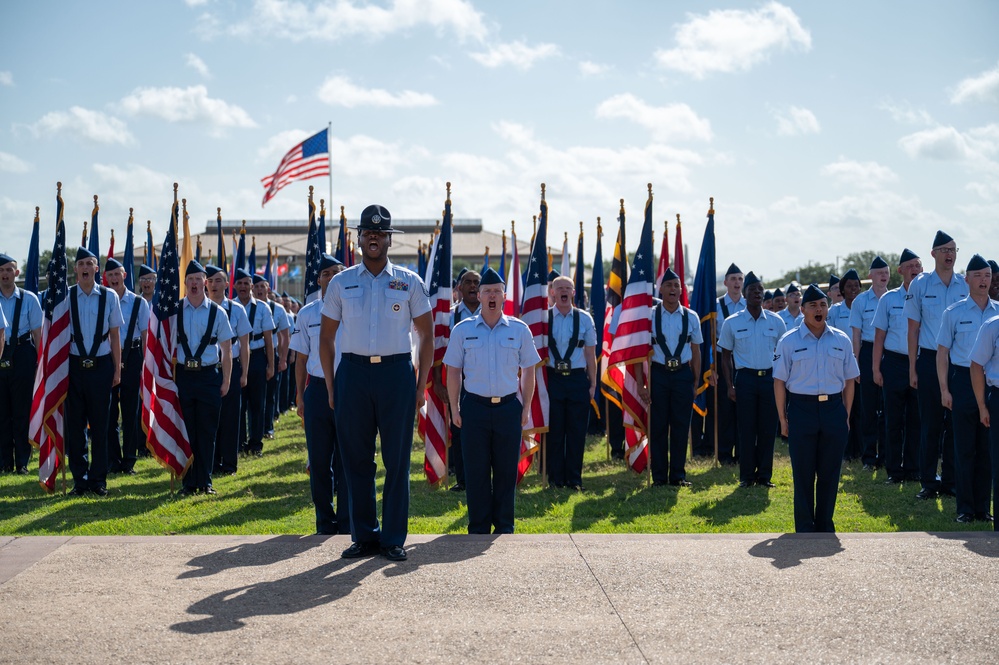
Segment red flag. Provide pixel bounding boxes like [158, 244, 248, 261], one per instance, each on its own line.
[141, 193, 192, 478]
[607, 187, 655, 474]
[504, 223, 521, 317]
[655, 220, 670, 290]
[674, 217, 688, 307]
[29, 184, 70, 493]
[102, 230, 115, 286]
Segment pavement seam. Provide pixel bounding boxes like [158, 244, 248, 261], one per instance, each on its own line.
[569, 533, 651, 665]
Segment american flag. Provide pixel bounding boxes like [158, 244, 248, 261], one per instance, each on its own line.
[503, 222, 521, 317]
[304, 190, 323, 304]
[607, 187, 655, 474]
[102, 228, 115, 287]
[260, 128, 330, 207]
[518, 186, 551, 482]
[600, 207, 628, 410]
[141, 196, 192, 478]
[420, 186, 453, 485]
[29, 184, 70, 493]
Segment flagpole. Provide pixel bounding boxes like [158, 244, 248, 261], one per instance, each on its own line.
[540, 184, 548, 489]
[709, 197, 720, 467]
[327, 121, 333, 254]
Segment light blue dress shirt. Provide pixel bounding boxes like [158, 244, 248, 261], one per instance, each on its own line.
[936, 297, 999, 368]
[872, 285, 911, 355]
[827, 301, 852, 334]
[650, 303, 703, 365]
[0, 287, 42, 337]
[777, 308, 804, 330]
[904, 271, 969, 350]
[548, 306, 597, 369]
[716, 293, 746, 320]
[719, 309, 786, 370]
[117, 291, 150, 347]
[451, 301, 479, 330]
[773, 324, 861, 394]
[69, 285, 123, 357]
[969, 315, 999, 387]
[290, 299, 340, 377]
[238, 296, 275, 351]
[175, 298, 234, 365]
[849, 289, 881, 343]
[322, 260, 432, 356]
[220, 298, 252, 358]
[269, 301, 292, 333]
[444, 314, 541, 397]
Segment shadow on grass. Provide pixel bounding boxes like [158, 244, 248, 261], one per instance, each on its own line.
[570, 482, 678, 531]
[14, 491, 172, 533]
[171, 535, 495, 633]
[837, 471, 978, 532]
[748, 533, 844, 569]
[690, 484, 771, 526]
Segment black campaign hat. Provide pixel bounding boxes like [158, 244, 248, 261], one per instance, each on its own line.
[104, 258, 123, 271]
[899, 248, 919, 264]
[932, 230, 954, 248]
[357, 204, 402, 234]
[802, 284, 827, 304]
[138, 264, 155, 277]
[743, 271, 761, 287]
[966, 254, 989, 272]
[479, 267, 505, 286]
[870, 256, 889, 270]
[725, 263, 742, 276]
[185, 260, 206, 276]
[75, 246, 97, 262]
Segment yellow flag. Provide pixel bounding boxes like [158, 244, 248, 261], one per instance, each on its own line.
[179, 200, 194, 298]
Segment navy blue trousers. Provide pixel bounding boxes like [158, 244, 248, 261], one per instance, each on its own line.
[708, 372, 738, 463]
[0, 342, 36, 470]
[215, 357, 242, 474]
[857, 342, 885, 466]
[547, 370, 590, 487]
[916, 349, 955, 492]
[735, 369, 777, 484]
[265, 352, 279, 435]
[989, 388, 999, 530]
[448, 421, 465, 485]
[949, 366, 991, 516]
[241, 349, 268, 453]
[176, 366, 222, 491]
[460, 396, 521, 534]
[107, 345, 142, 472]
[303, 376, 350, 535]
[66, 355, 114, 491]
[334, 356, 415, 548]
[787, 393, 848, 533]
[649, 363, 694, 484]
[880, 351, 920, 479]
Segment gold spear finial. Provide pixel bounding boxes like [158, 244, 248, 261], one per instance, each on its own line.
[34, 207, 39, 223]
[564, 231, 568, 244]
[82, 221, 88, 245]
[93, 194, 99, 210]
[597, 216, 603, 237]
[217, 207, 222, 220]
[147, 219, 151, 232]
[110, 228, 115, 241]
[340, 205, 345, 217]
[182, 198, 187, 215]
[320, 199, 325, 216]
[446, 181, 451, 202]
[57, 181, 62, 195]
[240, 220, 246, 234]
[173, 183, 178, 202]
[619, 198, 625, 215]
[648, 182, 653, 196]
[579, 221, 583, 235]
[511, 219, 516, 233]
[502, 229, 506, 242]
[664, 218, 668, 233]
[128, 208, 134, 225]
[309, 185, 314, 200]
[676, 213, 681, 227]
[709, 197, 714, 215]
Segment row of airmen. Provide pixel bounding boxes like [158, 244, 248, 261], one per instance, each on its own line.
[0, 249, 301, 495]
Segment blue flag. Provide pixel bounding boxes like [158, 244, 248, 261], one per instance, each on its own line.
[88, 196, 101, 280]
[574, 227, 586, 309]
[25, 208, 40, 294]
[691, 204, 717, 417]
[590, 226, 605, 351]
[248, 239, 257, 275]
[122, 210, 135, 292]
[334, 207, 347, 264]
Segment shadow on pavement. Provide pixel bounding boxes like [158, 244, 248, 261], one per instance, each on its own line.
[747, 533, 844, 569]
[171, 535, 495, 633]
[931, 531, 999, 558]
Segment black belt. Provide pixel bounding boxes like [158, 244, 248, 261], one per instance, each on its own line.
[343, 352, 410, 365]
[129, 338, 142, 349]
[550, 367, 587, 377]
[951, 365, 971, 375]
[861, 340, 873, 349]
[737, 367, 772, 377]
[72, 355, 109, 370]
[250, 347, 266, 355]
[918, 347, 937, 358]
[652, 360, 689, 373]
[788, 392, 842, 404]
[884, 349, 908, 362]
[464, 392, 518, 406]
[15, 333, 32, 345]
[176, 362, 222, 373]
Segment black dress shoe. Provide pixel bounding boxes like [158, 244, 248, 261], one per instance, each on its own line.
[955, 513, 975, 523]
[669, 480, 693, 487]
[120, 468, 136, 476]
[90, 486, 108, 497]
[938, 487, 956, 498]
[862, 464, 875, 471]
[381, 545, 408, 562]
[178, 486, 199, 496]
[652, 481, 669, 487]
[975, 512, 994, 522]
[15, 466, 29, 475]
[884, 477, 904, 485]
[341, 541, 380, 559]
[915, 489, 938, 500]
[69, 486, 88, 496]
[202, 486, 217, 495]
[738, 481, 754, 488]
[449, 483, 465, 493]
[570, 484, 584, 492]
[756, 481, 776, 488]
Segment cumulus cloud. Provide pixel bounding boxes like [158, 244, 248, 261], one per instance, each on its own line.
[772, 106, 820, 136]
[120, 85, 256, 130]
[821, 158, 898, 189]
[0, 71, 12, 86]
[579, 60, 610, 77]
[596, 94, 713, 142]
[469, 40, 559, 70]
[185, 53, 211, 79]
[28, 107, 135, 145]
[654, 2, 811, 78]
[0, 151, 31, 173]
[317, 75, 437, 108]
[950, 61, 999, 105]
[878, 99, 934, 126]
[210, 0, 488, 43]
[899, 126, 977, 161]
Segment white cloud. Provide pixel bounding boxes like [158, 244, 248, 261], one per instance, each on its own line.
[596, 93, 713, 142]
[773, 105, 820, 136]
[821, 159, 898, 189]
[0, 151, 31, 173]
[28, 107, 135, 145]
[878, 99, 934, 126]
[0, 71, 12, 86]
[185, 53, 211, 79]
[654, 2, 811, 78]
[579, 60, 610, 77]
[184, 0, 210, 6]
[899, 126, 976, 161]
[317, 75, 437, 108]
[212, 0, 488, 43]
[120, 85, 256, 130]
[951, 61, 999, 105]
[469, 40, 559, 70]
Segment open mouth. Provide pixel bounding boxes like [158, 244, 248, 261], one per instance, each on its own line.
[560, 294, 569, 303]
[488, 300, 497, 310]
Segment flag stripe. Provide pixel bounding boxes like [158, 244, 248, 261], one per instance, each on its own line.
[260, 129, 330, 206]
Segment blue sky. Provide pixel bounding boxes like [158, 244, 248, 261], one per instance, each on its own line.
[2, 0, 998, 280]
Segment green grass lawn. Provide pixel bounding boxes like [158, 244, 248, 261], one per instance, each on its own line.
[0, 411, 990, 535]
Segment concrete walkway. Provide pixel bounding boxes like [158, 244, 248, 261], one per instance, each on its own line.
[2, 532, 998, 664]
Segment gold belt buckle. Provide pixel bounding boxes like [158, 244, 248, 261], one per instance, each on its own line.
[757, 370, 767, 376]
[818, 394, 828, 402]
[370, 355, 382, 364]
[490, 396, 501, 404]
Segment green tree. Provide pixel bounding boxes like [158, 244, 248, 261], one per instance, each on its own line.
[839, 251, 902, 289]
[764, 260, 835, 290]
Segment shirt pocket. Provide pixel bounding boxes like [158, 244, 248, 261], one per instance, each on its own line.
[341, 289, 364, 319]
[499, 336, 521, 368]
[462, 338, 485, 367]
[385, 289, 409, 318]
[955, 319, 979, 341]
[888, 306, 905, 330]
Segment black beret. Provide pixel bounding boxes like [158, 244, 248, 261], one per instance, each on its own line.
[828, 274, 840, 288]
[763, 290, 773, 300]
[547, 269, 560, 281]
[772, 288, 784, 298]
[786, 283, 800, 295]
[205, 265, 225, 278]
[138, 264, 155, 277]
[251, 274, 268, 285]
[989, 260, 999, 274]
[234, 268, 252, 282]
[319, 253, 341, 272]
[0, 253, 14, 266]
[661, 267, 680, 283]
